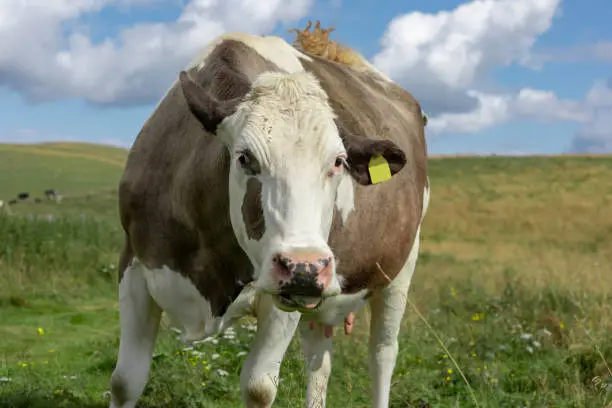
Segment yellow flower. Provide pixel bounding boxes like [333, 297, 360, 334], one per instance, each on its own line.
[447, 369, 453, 374]
[559, 321, 565, 329]
[471, 313, 485, 321]
[445, 376, 451, 381]
[37, 328, 45, 335]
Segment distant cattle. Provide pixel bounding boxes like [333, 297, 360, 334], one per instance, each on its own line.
[45, 189, 58, 200]
[17, 193, 29, 200]
[109, 23, 429, 408]
[8, 200, 17, 205]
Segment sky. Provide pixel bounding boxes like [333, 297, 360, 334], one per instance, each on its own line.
[0, 0, 611, 155]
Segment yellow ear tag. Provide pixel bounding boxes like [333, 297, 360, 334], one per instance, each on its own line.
[368, 155, 392, 184]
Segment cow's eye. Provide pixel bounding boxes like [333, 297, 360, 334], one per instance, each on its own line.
[236, 150, 259, 176]
[238, 153, 250, 167]
[334, 156, 346, 169]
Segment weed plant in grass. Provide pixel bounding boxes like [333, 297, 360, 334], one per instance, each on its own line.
[0, 156, 611, 407]
[0, 214, 122, 300]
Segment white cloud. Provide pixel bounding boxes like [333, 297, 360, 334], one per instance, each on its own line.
[512, 89, 591, 123]
[0, 0, 312, 104]
[370, 0, 597, 133]
[427, 91, 511, 134]
[373, 0, 561, 90]
[571, 79, 612, 153]
[427, 88, 590, 135]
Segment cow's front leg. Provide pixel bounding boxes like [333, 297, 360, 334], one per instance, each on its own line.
[109, 260, 162, 408]
[241, 294, 300, 408]
[299, 320, 333, 408]
[368, 230, 421, 408]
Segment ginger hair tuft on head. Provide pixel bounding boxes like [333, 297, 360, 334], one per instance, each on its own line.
[289, 20, 366, 68]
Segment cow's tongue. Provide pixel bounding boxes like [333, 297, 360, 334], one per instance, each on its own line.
[293, 295, 320, 309]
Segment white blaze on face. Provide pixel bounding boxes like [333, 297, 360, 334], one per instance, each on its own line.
[222, 71, 354, 300]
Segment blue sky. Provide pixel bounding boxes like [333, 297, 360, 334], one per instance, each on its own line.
[0, 0, 611, 154]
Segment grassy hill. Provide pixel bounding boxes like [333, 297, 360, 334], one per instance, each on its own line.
[0, 142, 127, 199]
[0, 142, 127, 219]
[0, 144, 611, 407]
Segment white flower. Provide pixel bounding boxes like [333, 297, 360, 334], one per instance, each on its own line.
[243, 324, 257, 332]
[538, 329, 552, 337]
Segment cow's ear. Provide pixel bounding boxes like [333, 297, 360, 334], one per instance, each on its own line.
[179, 70, 243, 134]
[340, 129, 407, 186]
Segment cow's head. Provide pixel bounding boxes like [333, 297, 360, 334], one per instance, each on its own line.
[179, 68, 407, 313]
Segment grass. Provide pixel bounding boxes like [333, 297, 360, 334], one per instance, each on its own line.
[1, 148, 612, 407]
[0, 143, 126, 199]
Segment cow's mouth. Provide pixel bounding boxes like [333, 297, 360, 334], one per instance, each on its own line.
[275, 293, 323, 313]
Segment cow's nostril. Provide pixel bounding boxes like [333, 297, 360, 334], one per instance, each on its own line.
[273, 254, 292, 277]
[318, 257, 332, 268]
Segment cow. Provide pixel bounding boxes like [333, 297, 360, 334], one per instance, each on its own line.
[17, 192, 29, 201]
[44, 189, 58, 201]
[109, 23, 429, 408]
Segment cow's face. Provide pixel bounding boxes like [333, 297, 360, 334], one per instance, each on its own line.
[179, 69, 407, 313]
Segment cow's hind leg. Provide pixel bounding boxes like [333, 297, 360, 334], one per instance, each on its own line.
[110, 259, 162, 408]
[368, 228, 421, 408]
[299, 320, 333, 408]
[241, 295, 300, 408]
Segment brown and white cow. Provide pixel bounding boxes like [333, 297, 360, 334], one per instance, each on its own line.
[109, 27, 429, 408]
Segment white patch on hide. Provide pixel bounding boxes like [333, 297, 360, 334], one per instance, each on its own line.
[335, 173, 355, 224]
[141, 261, 256, 343]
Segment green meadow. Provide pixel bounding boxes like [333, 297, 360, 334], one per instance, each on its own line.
[1, 143, 611, 407]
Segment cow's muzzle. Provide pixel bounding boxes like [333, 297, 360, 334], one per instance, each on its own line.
[270, 250, 334, 312]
